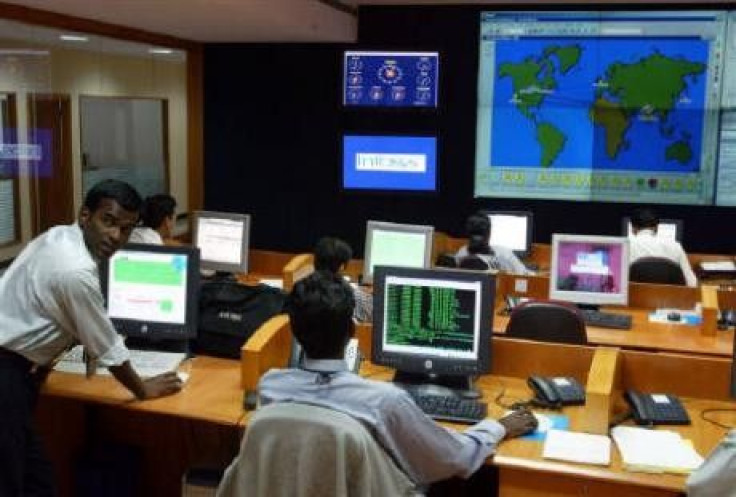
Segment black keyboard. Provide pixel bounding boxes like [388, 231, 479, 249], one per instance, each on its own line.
[407, 392, 487, 424]
[580, 310, 632, 330]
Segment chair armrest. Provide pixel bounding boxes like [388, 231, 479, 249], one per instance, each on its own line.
[241, 314, 292, 391]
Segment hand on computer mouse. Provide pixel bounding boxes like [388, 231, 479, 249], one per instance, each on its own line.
[498, 409, 539, 439]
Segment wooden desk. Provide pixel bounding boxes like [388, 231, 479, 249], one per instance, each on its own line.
[38, 356, 244, 496]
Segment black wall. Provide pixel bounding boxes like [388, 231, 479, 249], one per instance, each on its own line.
[204, 5, 736, 255]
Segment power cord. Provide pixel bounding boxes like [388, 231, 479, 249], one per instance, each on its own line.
[701, 409, 736, 430]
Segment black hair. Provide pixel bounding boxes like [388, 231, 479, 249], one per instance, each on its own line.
[83, 179, 142, 213]
[631, 208, 659, 230]
[314, 237, 353, 274]
[466, 212, 492, 255]
[287, 271, 355, 360]
[140, 194, 177, 229]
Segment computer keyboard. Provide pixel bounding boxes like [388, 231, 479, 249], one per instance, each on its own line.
[54, 345, 186, 378]
[407, 391, 487, 424]
[580, 309, 632, 330]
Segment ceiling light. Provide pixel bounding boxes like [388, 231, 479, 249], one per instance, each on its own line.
[149, 48, 174, 55]
[59, 34, 88, 42]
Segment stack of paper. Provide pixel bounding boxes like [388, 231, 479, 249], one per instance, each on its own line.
[611, 426, 703, 474]
[542, 429, 611, 466]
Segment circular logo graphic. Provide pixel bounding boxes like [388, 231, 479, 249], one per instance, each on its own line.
[378, 63, 403, 85]
[424, 359, 433, 370]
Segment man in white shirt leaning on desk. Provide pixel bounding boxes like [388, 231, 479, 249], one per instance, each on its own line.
[628, 208, 697, 287]
[221, 271, 537, 494]
[0, 179, 183, 496]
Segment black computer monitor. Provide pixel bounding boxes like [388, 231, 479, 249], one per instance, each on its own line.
[621, 217, 683, 243]
[193, 210, 251, 275]
[549, 234, 630, 308]
[731, 331, 736, 400]
[483, 210, 534, 258]
[101, 244, 200, 348]
[372, 266, 494, 395]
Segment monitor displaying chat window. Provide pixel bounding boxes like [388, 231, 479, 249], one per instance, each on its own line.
[342, 135, 438, 192]
[362, 221, 434, 285]
[372, 266, 493, 382]
[193, 211, 251, 274]
[550, 234, 629, 307]
[102, 244, 200, 340]
[621, 217, 683, 243]
[483, 210, 533, 257]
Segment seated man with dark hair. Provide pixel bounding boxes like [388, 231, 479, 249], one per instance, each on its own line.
[255, 271, 537, 491]
[455, 212, 530, 274]
[313, 236, 372, 322]
[629, 207, 696, 287]
[129, 193, 177, 245]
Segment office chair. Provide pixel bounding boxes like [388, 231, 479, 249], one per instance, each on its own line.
[458, 255, 490, 271]
[505, 300, 587, 345]
[216, 403, 417, 497]
[629, 257, 686, 285]
[435, 252, 458, 268]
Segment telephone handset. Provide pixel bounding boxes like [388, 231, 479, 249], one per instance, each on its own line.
[623, 390, 690, 426]
[527, 376, 586, 408]
[288, 338, 361, 374]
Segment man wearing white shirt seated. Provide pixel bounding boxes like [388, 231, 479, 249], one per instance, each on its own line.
[128, 194, 177, 245]
[629, 208, 697, 287]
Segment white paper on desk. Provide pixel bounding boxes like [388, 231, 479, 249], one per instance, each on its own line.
[542, 429, 611, 466]
[700, 261, 736, 271]
[259, 278, 283, 289]
[611, 426, 703, 474]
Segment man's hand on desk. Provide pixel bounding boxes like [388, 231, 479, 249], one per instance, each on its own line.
[498, 409, 538, 439]
[141, 372, 184, 399]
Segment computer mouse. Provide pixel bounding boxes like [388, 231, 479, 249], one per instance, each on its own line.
[667, 312, 681, 322]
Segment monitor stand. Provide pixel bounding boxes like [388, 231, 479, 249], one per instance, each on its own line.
[576, 303, 600, 312]
[125, 336, 190, 354]
[392, 370, 481, 399]
[200, 269, 236, 282]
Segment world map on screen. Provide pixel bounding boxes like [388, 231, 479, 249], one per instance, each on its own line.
[490, 38, 708, 173]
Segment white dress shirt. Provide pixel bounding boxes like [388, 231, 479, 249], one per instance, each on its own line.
[258, 358, 506, 487]
[128, 226, 163, 245]
[629, 229, 697, 287]
[456, 245, 530, 275]
[0, 223, 130, 367]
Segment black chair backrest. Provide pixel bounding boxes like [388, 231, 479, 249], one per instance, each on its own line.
[629, 257, 686, 285]
[505, 300, 587, 345]
[434, 253, 458, 268]
[458, 255, 490, 271]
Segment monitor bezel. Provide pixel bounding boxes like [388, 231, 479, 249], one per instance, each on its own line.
[621, 216, 684, 243]
[481, 210, 534, 258]
[340, 133, 439, 194]
[371, 265, 493, 377]
[549, 233, 630, 307]
[362, 220, 435, 285]
[193, 210, 251, 274]
[101, 243, 200, 340]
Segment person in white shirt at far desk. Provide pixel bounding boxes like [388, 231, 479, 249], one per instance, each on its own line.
[0, 180, 183, 497]
[455, 211, 532, 275]
[221, 271, 538, 494]
[629, 207, 697, 287]
[128, 193, 177, 245]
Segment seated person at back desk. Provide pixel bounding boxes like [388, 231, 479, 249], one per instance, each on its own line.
[128, 193, 177, 245]
[314, 236, 372, 323]
[456, 212, 532, 274]
[629, 207, 697, 287]
[247, 272, 537, 491]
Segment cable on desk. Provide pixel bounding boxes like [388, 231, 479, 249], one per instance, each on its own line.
[493, 386, 531, 411]
[701, 409, 736, 430]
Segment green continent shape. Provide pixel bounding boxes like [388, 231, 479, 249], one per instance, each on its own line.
[590, 97, 631, 159]
[498, 57, 557, 118]
[536, 122, 566, 168]
[665, 140, 693, 164]
[543, 44, 583, 74]
[604, 53, 705, 119]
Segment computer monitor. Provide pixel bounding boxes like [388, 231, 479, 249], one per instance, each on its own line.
[483, 210, 533, 257]
[731, 332, 736, 400]
[362, 221, 434, 285]
[102, 243, 200, 343]
[550, 234, 630, 308]
[621, 217, 683, 243]
[372, 266, 493, 394]
[193, 210, 251, 275]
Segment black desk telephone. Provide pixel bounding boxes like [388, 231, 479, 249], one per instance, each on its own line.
[623, 390, 690, 426]
[527, 376, 586, 408]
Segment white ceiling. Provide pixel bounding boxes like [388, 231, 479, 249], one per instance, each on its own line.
[2, 0, 734, 44]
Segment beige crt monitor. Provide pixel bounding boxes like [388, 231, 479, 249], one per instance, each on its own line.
[362, 220, 434, 285]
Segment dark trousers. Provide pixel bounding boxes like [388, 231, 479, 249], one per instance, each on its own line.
[0, 349, 55, 496]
